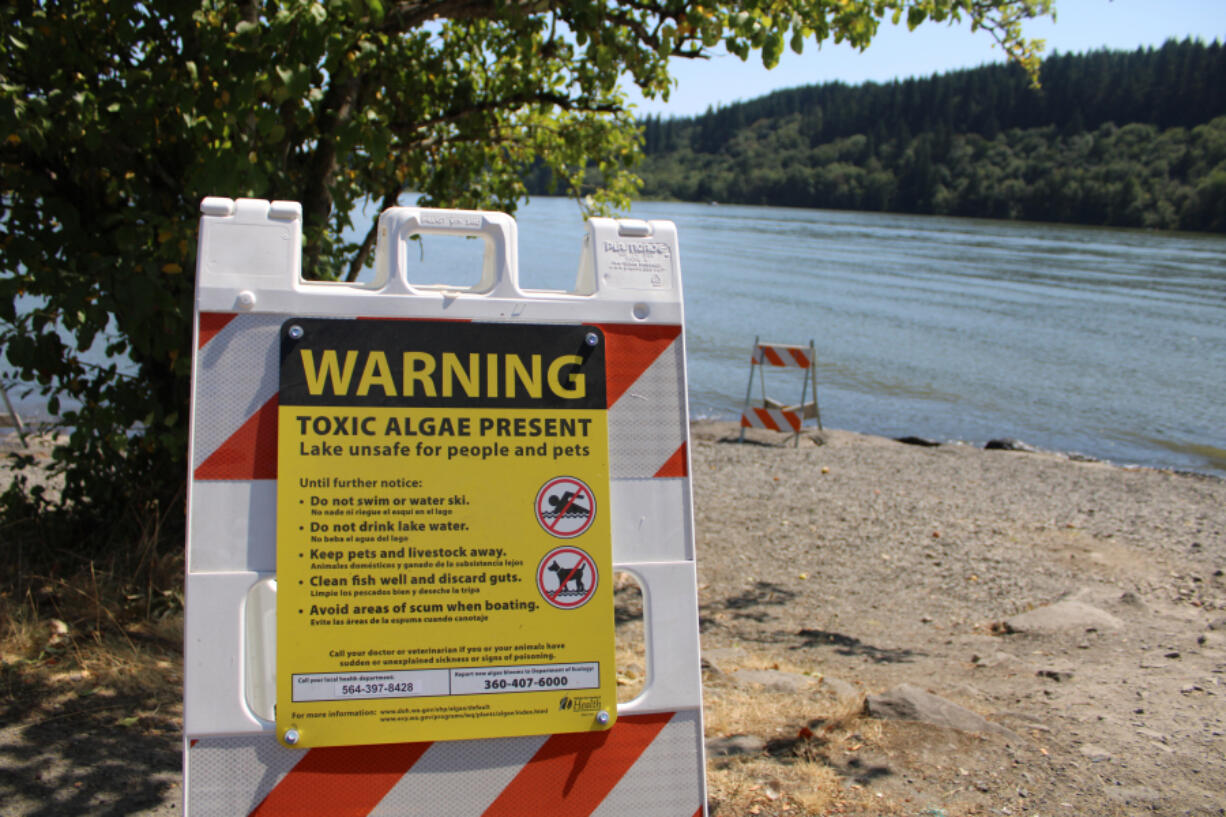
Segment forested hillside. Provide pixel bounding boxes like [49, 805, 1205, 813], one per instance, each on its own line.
[632, 39, 1226, 231]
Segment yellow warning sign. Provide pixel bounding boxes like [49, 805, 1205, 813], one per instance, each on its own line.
[275, 319, 616, 748]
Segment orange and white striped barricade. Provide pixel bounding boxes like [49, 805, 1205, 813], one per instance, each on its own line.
[738, 337, 822, 445]
[184, 199, 706, 816]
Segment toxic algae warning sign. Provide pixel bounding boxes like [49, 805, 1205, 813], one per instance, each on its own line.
[275, 318, 616, 748]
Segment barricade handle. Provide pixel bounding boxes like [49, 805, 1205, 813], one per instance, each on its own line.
[575, 218, 680, 305]
[615, 562, 704, 716]
[374, 207, 520, 297]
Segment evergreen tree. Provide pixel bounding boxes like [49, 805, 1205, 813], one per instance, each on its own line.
[629, 39, 1226, 233]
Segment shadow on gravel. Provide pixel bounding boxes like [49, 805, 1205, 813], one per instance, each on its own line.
[763, 731, 897, 790]
[0, 670, 180, 817]
[700, 581, 799, 626]
[722, 581, 796, 610]
[792, 628, 925, 664]
[716, 436, 781, 447]
[833, 756, 894, 786]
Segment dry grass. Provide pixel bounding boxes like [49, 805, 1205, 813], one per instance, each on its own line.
[700, 653, 895, 816]
[614, 636, 646, 702]
[704, 679, 866, 742]
[708, 758, 845, 816]
[0, 572, 184, 732]
[613, 571, 647, 702]
[703, 654, 821, 735]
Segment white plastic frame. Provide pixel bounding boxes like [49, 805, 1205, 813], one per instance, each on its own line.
[186, 198, 701, 737]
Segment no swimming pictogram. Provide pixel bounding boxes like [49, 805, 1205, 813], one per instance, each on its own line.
[535, 476, 596, 538]
[537, 546, 598, 610]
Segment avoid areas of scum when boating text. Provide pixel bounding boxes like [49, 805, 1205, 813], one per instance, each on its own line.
[273, 318, 617, 748]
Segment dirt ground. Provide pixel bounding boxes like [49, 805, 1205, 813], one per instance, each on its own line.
[0, 621, 183, 816]
[2, 423, 1224, 815]
[689, 422, 1226, 817]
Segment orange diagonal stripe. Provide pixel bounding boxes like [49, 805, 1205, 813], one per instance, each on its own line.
[752, 407, 781, 431]
[761, 346, 786, 366]
[597, 323, 681, 407]
[482, 712, 674, 817]
[193, 394, 279, 480]
[653, 441, 689, 478]
[197, 312, 236, 349]
[250, 741, 432, 817]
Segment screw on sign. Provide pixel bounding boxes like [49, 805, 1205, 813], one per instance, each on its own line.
[537, 546, 599, 610]
[535, 476, 596, 538]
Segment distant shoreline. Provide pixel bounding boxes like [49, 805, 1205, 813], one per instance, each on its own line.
[695, 420, 1226, 483]
[5, 421, 1222, 488]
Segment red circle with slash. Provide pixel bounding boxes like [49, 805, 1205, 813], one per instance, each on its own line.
[536, 546, 598, 610]
[535, 476, 596, 539]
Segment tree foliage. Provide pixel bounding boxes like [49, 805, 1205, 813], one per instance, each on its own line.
[0, 0, 1052, 572]
[633, 39, 1226, 232]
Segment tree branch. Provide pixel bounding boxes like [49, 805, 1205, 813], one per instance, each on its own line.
[300, 70, 366, 276]
[388, 90, 622, 135]
[345, 189, 401, 282]
[381, 0, 510, 32]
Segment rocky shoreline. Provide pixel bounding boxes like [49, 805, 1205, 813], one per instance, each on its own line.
[688, 421, 1226, 816]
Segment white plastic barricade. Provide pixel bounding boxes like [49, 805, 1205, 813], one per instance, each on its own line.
[184, 198, 706, 816]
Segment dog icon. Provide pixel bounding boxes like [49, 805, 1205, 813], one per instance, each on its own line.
[547, 560, 586, 593]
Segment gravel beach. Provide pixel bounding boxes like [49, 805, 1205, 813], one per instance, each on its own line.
[691, 421, 1226, 816]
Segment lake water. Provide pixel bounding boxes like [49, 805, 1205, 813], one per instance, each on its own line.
[5, 197, 1224, 476]
[498, 198, 1226, 476]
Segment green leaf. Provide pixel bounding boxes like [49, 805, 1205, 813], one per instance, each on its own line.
[658, 23, 675, 57]
[762, 31, 783, 69]
[790, 29, 805, 55]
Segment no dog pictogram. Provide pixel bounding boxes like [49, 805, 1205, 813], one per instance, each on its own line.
[535, 477, 596, 538]
[537, 546, 598, 609]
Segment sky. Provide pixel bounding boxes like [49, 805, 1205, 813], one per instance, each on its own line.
[625, 0, 1226, 118]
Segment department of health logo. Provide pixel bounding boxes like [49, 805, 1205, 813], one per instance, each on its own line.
[559, 694, 602, 713]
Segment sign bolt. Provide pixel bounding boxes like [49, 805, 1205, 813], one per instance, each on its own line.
[287, 325, 304, 340]
[596, 710, 610, 725]
[283, 728, 300, 745]
[584, 332, 599, 347]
